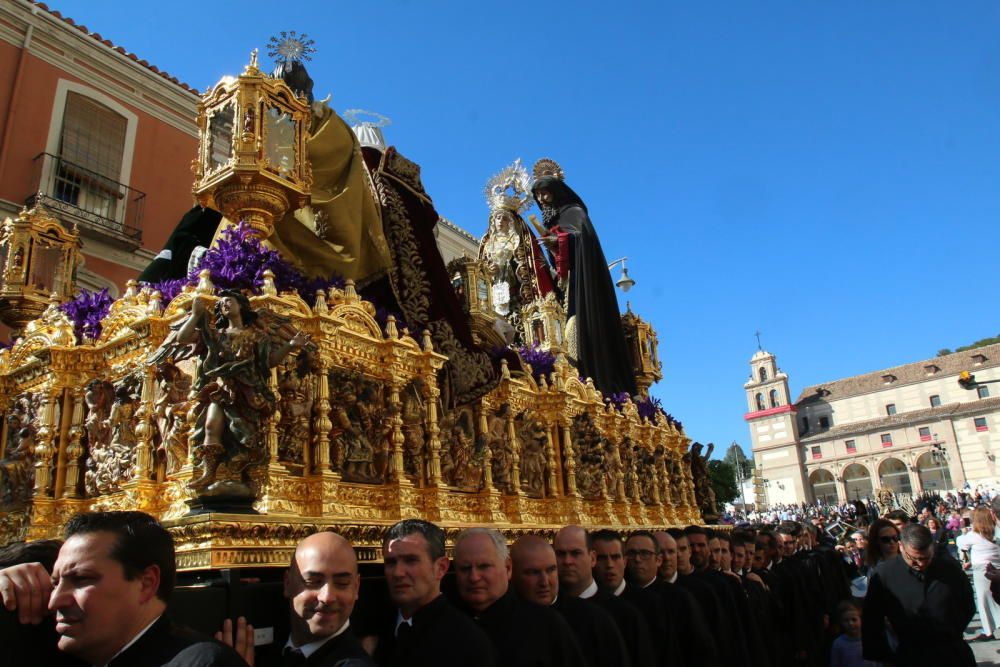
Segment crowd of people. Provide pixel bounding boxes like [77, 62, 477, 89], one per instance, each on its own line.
[0, 500, 988, 667]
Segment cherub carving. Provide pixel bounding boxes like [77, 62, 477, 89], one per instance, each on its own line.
[149, 291, 311, 496]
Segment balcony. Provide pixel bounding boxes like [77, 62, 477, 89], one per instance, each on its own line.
[25, 153, 145, 249]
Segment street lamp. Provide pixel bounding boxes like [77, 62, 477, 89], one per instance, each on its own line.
[607, 257, 635, 292]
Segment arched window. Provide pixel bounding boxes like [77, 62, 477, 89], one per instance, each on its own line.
[769, 389, 780, 408]
[755, 393, 766, 411]
[759, 367, 768, 382]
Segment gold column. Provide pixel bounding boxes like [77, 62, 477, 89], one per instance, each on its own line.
[266, 367, 281, 462]
[478, 405, 494, 491]
[32, 390, 59, 496]
[545, 424, 559, 497]
[561, 420, 578, 496]
[388, 382, 406, 482]
[53, 388, 71, 497]
[133, 366, 157, 478]
[423, 383, 442, 487]
[312, 363, 332, 473]
[506, 410, 520, 494]
[62, 388, 85, 498]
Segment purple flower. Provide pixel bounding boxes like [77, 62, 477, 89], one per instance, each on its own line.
[518, 344, 556, 383]
[142, 278, 190, 305]
[190, 222, 343, 302]
[59, 288, 114, 343]
[635, 395, 682, 430]
[605, 392, 631, 412]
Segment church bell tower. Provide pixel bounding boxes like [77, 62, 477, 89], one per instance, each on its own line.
[744, 346, 806, 505]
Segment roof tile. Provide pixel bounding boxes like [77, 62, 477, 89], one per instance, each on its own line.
[29, 1, 199, 95]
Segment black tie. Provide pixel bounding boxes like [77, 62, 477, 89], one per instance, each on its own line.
[281, 646, 306, 667]
[396, 621, 414, 644]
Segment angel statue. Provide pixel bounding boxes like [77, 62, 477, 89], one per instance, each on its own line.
[150, 290, 310, 503]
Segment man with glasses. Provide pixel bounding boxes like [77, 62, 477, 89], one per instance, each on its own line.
[863, 524, 975, 667]
[553, 526, 655, 667]
[590, 530, 684, 666]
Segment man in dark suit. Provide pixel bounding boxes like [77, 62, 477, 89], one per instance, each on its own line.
[863, 523, 975, 667]
[510, 535, 630, 667]
[453, 528, 585, 667]
[553, 526, 655, 667]
[681, 526, 754, 666]
[1, 511, 244, 667]
[265, 531, 373, 667]
[651, 530, 717, 667]
[374, 519, 497, 667]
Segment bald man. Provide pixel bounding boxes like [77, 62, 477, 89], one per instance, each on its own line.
[454, 528, 584, 667]
[511, 536, 630, 667]
[279, 531, 373, 667]
[553, 526, 655, 667]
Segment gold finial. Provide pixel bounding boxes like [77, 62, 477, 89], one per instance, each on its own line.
[195, 269, 215, 294]
[262, 269, 277, 296]
[247, 48, 259, 73]
[147, 291, 162, 316]
[422, 329, 434, 352]
[384, 315, 398, 339]
[313, 289, 328, 315]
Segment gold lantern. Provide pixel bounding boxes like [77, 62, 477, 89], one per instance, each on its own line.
[449, 255, 494, 318]
[192, 50, 312, 240]
[0, 204, 80, 333]
[621, 302, 662, 397]
[521, 292, 567, 354]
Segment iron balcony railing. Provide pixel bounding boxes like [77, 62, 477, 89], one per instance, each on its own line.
[26, 152, 145, 246]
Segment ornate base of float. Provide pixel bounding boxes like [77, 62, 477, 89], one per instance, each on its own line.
[0, 277, 703, 557]
[9, 465, 700, 569]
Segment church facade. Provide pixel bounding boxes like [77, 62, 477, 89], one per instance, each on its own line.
[744, 344, 1000, 506]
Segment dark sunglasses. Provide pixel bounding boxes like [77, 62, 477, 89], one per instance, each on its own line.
[879, 535, 900, 544]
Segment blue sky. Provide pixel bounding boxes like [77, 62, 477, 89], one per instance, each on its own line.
[48, 1, 1000, 458]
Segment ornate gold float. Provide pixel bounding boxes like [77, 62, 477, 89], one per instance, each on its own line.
[0, 49, 701, 569]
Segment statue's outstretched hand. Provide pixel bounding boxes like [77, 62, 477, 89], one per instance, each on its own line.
[191, 295, 208, 317]
[289, 332, 311, 350]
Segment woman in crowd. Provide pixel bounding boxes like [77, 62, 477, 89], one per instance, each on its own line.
[958, 506, 1000, 641]
[864, 519, 900, 575]
[926, 516, 951, 555]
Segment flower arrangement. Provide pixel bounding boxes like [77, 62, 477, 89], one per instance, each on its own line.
[518, 344, 556, 383]
[606, 392, 631, 411]
[146, 278, 188, 305]
[59, 288, 114, 343]
[634, 395, 683, 431]
[189, 222, 344, 305]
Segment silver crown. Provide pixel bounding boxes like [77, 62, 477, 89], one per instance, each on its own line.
[485, 159, 532, 214]
[267, 31, 316, 65]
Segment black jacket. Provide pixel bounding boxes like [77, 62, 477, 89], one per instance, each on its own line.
[862, 554, 975, 667]
[107, 616, 246, 667]
[374, 594, 497, 667]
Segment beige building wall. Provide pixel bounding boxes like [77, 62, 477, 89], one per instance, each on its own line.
[746, 343, 1000, 506]
[435, 217, 479, 265]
